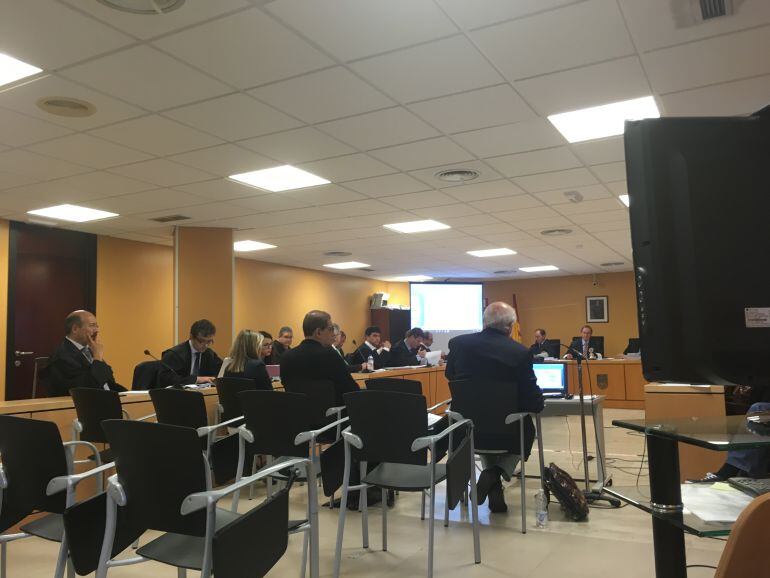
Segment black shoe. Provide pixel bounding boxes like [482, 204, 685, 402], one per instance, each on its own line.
[487, 482, 508, 513]
[476, 467, 502, 505]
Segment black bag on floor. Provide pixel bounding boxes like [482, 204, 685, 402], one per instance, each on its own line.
[543, 462, 589, 521]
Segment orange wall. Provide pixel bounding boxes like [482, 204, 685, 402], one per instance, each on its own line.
[235, 258, 407, 348]
[96, 236, 174, 386]
[483, 272, 638, 357]
[0, 221, 8, 399]
[176, 227, 233, 356]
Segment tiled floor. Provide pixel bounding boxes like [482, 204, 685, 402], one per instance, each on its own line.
[7, 409, 725, 577]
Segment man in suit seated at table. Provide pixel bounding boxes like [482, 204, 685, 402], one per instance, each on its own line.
[280, 310, 359, 405]
[270, 326, 294, 364]
[445, 302, 544, 513]
[565, 325, 604, 359]
[529, 328, 558, 359]
[47, 310, 125, 396]
[160, 319, 223, 386]
[387, 327, 428, 367]
[351, 325, 391, 369]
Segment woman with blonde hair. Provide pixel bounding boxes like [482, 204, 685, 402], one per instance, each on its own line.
[224, 329, 272, 390]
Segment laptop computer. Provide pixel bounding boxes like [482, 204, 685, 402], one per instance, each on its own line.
[533, 363, 568, 397]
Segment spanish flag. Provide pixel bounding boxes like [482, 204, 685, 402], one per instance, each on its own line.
[511, 294, 523, 343]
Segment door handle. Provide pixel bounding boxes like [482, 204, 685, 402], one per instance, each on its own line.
[14, 351, 34, 357]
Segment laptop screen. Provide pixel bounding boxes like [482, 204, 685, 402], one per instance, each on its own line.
[533, 363, 567, 395]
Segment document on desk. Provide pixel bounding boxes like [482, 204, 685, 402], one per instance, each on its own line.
[427, 413, 443, 427]
[681, 483, 753, 523]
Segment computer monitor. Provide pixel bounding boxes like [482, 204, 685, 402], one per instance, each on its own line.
[533, 363, 568, 396]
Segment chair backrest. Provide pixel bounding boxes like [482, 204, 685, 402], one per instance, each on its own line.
[131, 360, 162, 390]
[715, 492, 770, 578]
[449, 379, 519, 451]
[216, 378, 258, 422]
[343, 390, 428, 465]
[71, 387, 124, 443]
[281, 379, 337, 429]
[102, 419, 208, 536]
[544, 339, 561, 357]
[365, 377, 422, 396]
[624, 338, 641, 354]
[0, 415, 68, 531]
[149, 387, 208, 430]
[238, 391, 310, 458]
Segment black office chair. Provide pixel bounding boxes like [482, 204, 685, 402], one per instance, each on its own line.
[365, 377, 422, 395]
[281, 379, 345, 444]
[624, 338, 641, 354]
[333, 390, 480, 578]
[545, 339, 561, 358]
[70, 388, 124, 466]
[448, 379, 544, 533]
[0, 415, 113, 578]
[131, 360, 163, 390]
[149, 388, 209, 448]
[216, 377, 264, 423]
[91, 419, 311, 578]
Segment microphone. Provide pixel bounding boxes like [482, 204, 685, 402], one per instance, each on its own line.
[559, 342, 586, 360]
[144, 349, 183, 387]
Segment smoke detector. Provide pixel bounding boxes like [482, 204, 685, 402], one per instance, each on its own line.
[563, 190, 584, 204]
[541, 228, 573, 237]
[36, 97, 96, 118]
[435, 169, 479, 183]
[96, 0, 185, 14]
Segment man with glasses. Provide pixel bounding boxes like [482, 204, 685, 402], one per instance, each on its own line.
[160, 319, 223, 386]
[280, 310, 359, 405]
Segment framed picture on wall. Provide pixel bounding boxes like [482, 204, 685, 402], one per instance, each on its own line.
[586, 296, 609, 323]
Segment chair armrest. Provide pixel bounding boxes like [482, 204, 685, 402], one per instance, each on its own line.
[504, 412, 530, 425]
[0, 463, 7, 489]
[342, 429, 363, 449]
[180, 457, 309, 515]
[411, 418, 472, 452]
[294, 416, 349, 445]
[445, 409, 463, 421]
[135, 413, 156, 422]
[427, 398, 451, 412]
[122, 409, 130, 420]
[196, 416, 243, 437]
[46, 461, 116, 496]
[325, 405, 345, 418]
[62, 440, 100, 457]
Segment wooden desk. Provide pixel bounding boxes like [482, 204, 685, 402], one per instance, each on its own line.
[351, 365, 450, 412]
[559, 358, 647, 410]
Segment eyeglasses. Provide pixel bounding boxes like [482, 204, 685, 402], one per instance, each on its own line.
[193, 336, 215, 346]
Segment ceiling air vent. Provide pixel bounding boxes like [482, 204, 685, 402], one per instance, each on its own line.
[96, 0, 185, 14]
[360, 268, 375, 272]
[36, 97, 96, 118]
[151, 214, 191, 223]
[697, 0, 731, 20]
[323, 251, 352, 257]
[493, 270, 516, 275]
[541, 228, 573, 237]
[600, 261, 625, 267]
[435, 169, 479, 183]
[674, 0, 733, 27]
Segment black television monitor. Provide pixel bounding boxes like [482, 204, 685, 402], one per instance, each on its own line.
[625, 109, 770, 387]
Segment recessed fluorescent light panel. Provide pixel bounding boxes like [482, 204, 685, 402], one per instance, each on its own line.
[390, 275, 434, 282]
[324, 261, 370, 270]
[229, 165, 329, 192]
[520, 265, 559, 273]
[27, 204, 118, 223]
[548, 96, 660, 143]
[233, 240, 276, 252]
[619, 194, 630, 207]
[0, 53, 42, 87]
[384, 220, 450, 234]
[467, 248, 517, 258]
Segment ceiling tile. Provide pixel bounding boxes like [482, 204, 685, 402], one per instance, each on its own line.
[109, 159, 216, 187]
[0, 74, 144, 130]
[568, 209, 628, 225]
[452, 118, 565, 158]
[553, 197, 626, 215]
[299, 154, 395, 182]
[60, 0, 251, 40]
[486, 147, 582, 177]
[350, 36, 503, 103]
[26, 133, 151, 169]
[0, 179, 115, 213]
[53, 171, 156, 197]
[442, 179, 527, 202]
[370, 137, 473, 171]
[62, 45, 230, 111]
[469, 194, 543, 213]
[607, 181, 628, 196]
[169, 144, 275, 177]
[154, 8, 333, 88]
[381, 190, 457, 210]
[343, 173, 430, 197]
[408, 84, 535, 134]
[319, 107, 440, 150]
[534, 184, 612, 206]
[571, 137, 625, 165]
[409, 160, 502, 189]
[238, 127, 355, 164]
[164, 93, 301, 141]
[228, 194, 307, 213]
[176, 178, 271, 201]
[514, 168, 598, 193]
[136, 201, 250, 224]
[436, 0, 577, 30]
[0, 171, 39, 191]
[581, 218, 629, 234]
[90, 115, 223, 156]
[0, 108, 73, 147]
[591, 162, 627, 183]
[496, 206, 561, 224]
[413, 203, 481, 219]
[459, 222, 518, 235]
[265, 0, 458, 61]
[660, 74, 770, 117]
[514, 55, 651, 115]
[516, 215, 576, 231]
[331, 199, 399, 217]
[471, 0, 634, 81]
[88, 188, 207, 215]
[0, 149, 89, 180]
[250, 67, 394, 124]
[285, 184, 365, 206]
[0, 0, 132, 69]
[642, 26, 770, 94]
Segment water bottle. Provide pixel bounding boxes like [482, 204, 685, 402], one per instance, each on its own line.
[534, 489, 548, 528]
[367, 355, 374, 372]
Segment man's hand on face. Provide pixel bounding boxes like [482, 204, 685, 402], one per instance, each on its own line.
[87, 334, 105, 361]
[382, 340, 391, 349]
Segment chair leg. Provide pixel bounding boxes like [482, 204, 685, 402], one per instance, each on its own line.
[420, 490, 426, 520]
[53, 536, 69, 578]
[333, 443, 352, 578]
[381, 488, 388, 551]
[177, 568, 186, 578]
[520, 421, 527, 534]
[428, 481, 437, 578]
[1, 542, 6, 578]
[300, 532, 308, 578]
[360, 461, 369, 549]
[66, 558, 75, 578]
[469, 438, 481, 564]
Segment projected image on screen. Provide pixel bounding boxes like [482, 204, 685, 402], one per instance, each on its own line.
[410, 283, 483, 352]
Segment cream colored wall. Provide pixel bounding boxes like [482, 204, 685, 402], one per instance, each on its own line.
[483, 271, 638, 357]
[96, 236, 174, 386]
[235, 258, 408, 348]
